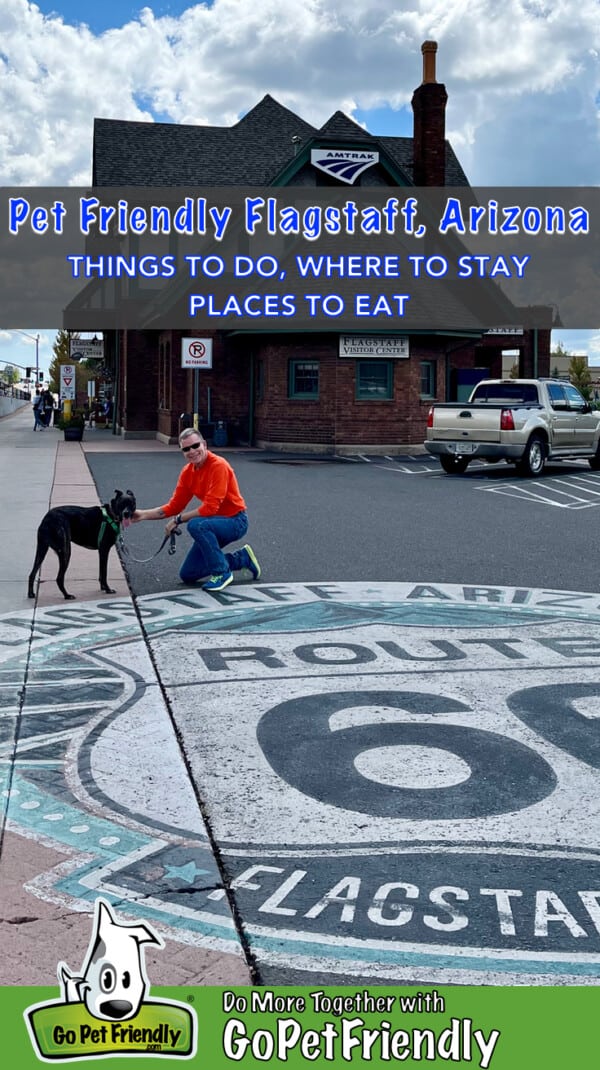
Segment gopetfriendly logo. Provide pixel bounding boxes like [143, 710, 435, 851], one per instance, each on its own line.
[25, 899, 197, 1061]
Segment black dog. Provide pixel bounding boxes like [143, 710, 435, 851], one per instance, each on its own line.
[28, 489, 136, 601]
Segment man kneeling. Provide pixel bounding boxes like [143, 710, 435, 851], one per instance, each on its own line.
[132, 428, 261, 592]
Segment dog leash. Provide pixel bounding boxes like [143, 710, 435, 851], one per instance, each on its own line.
[119, 524, 181, 563]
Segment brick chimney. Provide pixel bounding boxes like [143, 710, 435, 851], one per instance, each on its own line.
[411, 40, 447, 185]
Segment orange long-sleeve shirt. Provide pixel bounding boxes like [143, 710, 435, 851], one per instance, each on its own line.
[162, 452, 247, 518]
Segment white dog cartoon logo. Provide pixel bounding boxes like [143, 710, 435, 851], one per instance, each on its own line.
[58, 898, 163, 1021]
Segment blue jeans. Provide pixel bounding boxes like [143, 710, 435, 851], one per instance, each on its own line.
[179, 511, 249, 584]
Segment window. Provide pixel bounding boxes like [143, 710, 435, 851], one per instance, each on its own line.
[471, 382, 539, 405]
[255, 359, 264, 402]
[158, 342, 164, 408]
[289, 360, 319, 398]
[158, 339, 171, 409]
[547, 382, 567, 407]
[420, 361, 436, 398]
[356, 361, 393, 400]
[563, 383, 587, 410]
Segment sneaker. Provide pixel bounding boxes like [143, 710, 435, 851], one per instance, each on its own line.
[243, 544, 261, 580]
[202, 570, 233, 592]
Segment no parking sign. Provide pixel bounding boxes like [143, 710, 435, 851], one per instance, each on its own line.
[59, 363, 75, 400]
[181, 337, 213, 368]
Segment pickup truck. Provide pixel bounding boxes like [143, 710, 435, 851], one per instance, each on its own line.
[424, 378, 600, 476]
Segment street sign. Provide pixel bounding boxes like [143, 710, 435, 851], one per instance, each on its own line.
[181, 338, 213, 368]
[70, 338, 104, 361]
[60, 364, 75, 401]
[339, 335, 410, 358]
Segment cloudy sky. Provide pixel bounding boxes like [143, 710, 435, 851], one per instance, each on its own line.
[1, 0, 598, 374]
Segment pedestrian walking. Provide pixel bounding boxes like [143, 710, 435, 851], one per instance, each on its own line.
[32, 391, 46, 431]
[41, 389, 54, 426]
[132, 427, 261, 591]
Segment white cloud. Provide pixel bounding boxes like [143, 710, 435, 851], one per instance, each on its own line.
[0, 0, 597, 186]
[0, 327, 54, 377]
[554, 329, 600, 364]
[0, 2, 597, 356]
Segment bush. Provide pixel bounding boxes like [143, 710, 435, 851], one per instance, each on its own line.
[57, 409, 85, 430]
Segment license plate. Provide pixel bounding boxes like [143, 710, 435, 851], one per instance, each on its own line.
[448, 442, 476, 454]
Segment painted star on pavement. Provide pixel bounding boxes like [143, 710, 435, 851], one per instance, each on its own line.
[163, 861, 212, 885]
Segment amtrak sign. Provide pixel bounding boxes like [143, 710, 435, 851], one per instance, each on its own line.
[311, 149, 379, 184]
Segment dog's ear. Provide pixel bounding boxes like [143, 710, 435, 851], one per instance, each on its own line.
[126, 489, 134, 497]
[114, 489, 123, 497]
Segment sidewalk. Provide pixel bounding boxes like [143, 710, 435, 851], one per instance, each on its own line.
[0, 405, 252, 986]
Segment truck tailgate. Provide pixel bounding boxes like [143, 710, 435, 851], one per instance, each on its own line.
[431, 405, 501, 443]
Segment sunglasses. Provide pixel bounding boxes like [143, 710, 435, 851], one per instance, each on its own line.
[181, 441, 203, 453]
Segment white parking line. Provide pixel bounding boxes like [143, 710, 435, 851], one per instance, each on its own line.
[372, 462, 488, 474]
[536, 480, 593, 502]
[373, 463, 431, 473]
[557, 475, 600, 495]
[478, 476, 600, 509]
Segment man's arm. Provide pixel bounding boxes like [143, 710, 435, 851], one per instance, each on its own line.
[133, 505, 197, 531]
[133, 469, 193, 525]
[132, 506, 166, 523]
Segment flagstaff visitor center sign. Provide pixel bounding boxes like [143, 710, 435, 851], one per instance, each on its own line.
[339, 335, 410, 358]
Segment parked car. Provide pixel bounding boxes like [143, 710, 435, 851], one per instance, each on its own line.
[424, 378, 600, 476]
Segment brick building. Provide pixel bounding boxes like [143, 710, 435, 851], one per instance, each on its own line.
[90, 42, 550, 449]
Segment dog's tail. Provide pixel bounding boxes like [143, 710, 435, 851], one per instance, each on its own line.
[28, 532, 49, 598]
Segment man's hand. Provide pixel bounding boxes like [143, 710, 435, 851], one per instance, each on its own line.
[165, 515, 181, 534]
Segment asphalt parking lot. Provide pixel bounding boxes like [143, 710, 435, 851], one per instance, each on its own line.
[87, 450, 600, 597]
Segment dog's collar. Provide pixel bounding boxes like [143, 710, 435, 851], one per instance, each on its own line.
[98, 507, 121, 546]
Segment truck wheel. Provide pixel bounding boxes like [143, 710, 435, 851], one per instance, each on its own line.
[516, 435, 546, 477]
[439, 455, 470, 474]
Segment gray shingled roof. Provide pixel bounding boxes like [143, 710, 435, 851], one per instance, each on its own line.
[92, 94, 469, 187]
[379, 135, 468, 186]
[317, 110, 373, 140]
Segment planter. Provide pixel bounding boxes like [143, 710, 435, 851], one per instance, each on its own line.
[63, 426, 84, 442]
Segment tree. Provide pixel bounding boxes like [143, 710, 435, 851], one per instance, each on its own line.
[2, 364, 19, 385]
[48, 330, 75, 392]
[568, 355, 593, 401]
[551, 340, 569, 360]
[549, 340, 574, 384]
